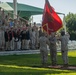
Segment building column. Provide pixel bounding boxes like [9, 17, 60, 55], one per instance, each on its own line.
[13, 0, 17, 19]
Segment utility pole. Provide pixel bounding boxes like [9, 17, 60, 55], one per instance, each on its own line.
[63, 14, 67, 33]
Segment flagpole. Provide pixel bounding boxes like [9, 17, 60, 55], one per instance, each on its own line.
[46, 23, 48, 34]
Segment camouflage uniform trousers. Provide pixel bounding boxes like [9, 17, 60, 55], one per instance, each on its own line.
[49, 44, 57, 66]
[40, 48, 48, 65]
[61, 46, 68, 65]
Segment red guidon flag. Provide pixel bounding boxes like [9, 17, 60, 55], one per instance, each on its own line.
[42, 0, 62, 34]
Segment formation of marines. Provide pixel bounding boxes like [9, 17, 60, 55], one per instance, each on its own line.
[39, 30, 70, 67]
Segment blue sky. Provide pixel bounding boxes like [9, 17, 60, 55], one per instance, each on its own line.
[0, 0, 76, 23]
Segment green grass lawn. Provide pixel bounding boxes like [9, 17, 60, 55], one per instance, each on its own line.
[0, 50, 76, 75]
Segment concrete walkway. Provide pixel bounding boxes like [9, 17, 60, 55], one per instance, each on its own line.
[0, 50, 40, 56]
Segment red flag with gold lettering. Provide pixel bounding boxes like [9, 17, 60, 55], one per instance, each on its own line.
[42, 0, 62, 34]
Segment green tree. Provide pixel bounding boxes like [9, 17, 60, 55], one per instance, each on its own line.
[65, 12, 76, 40]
